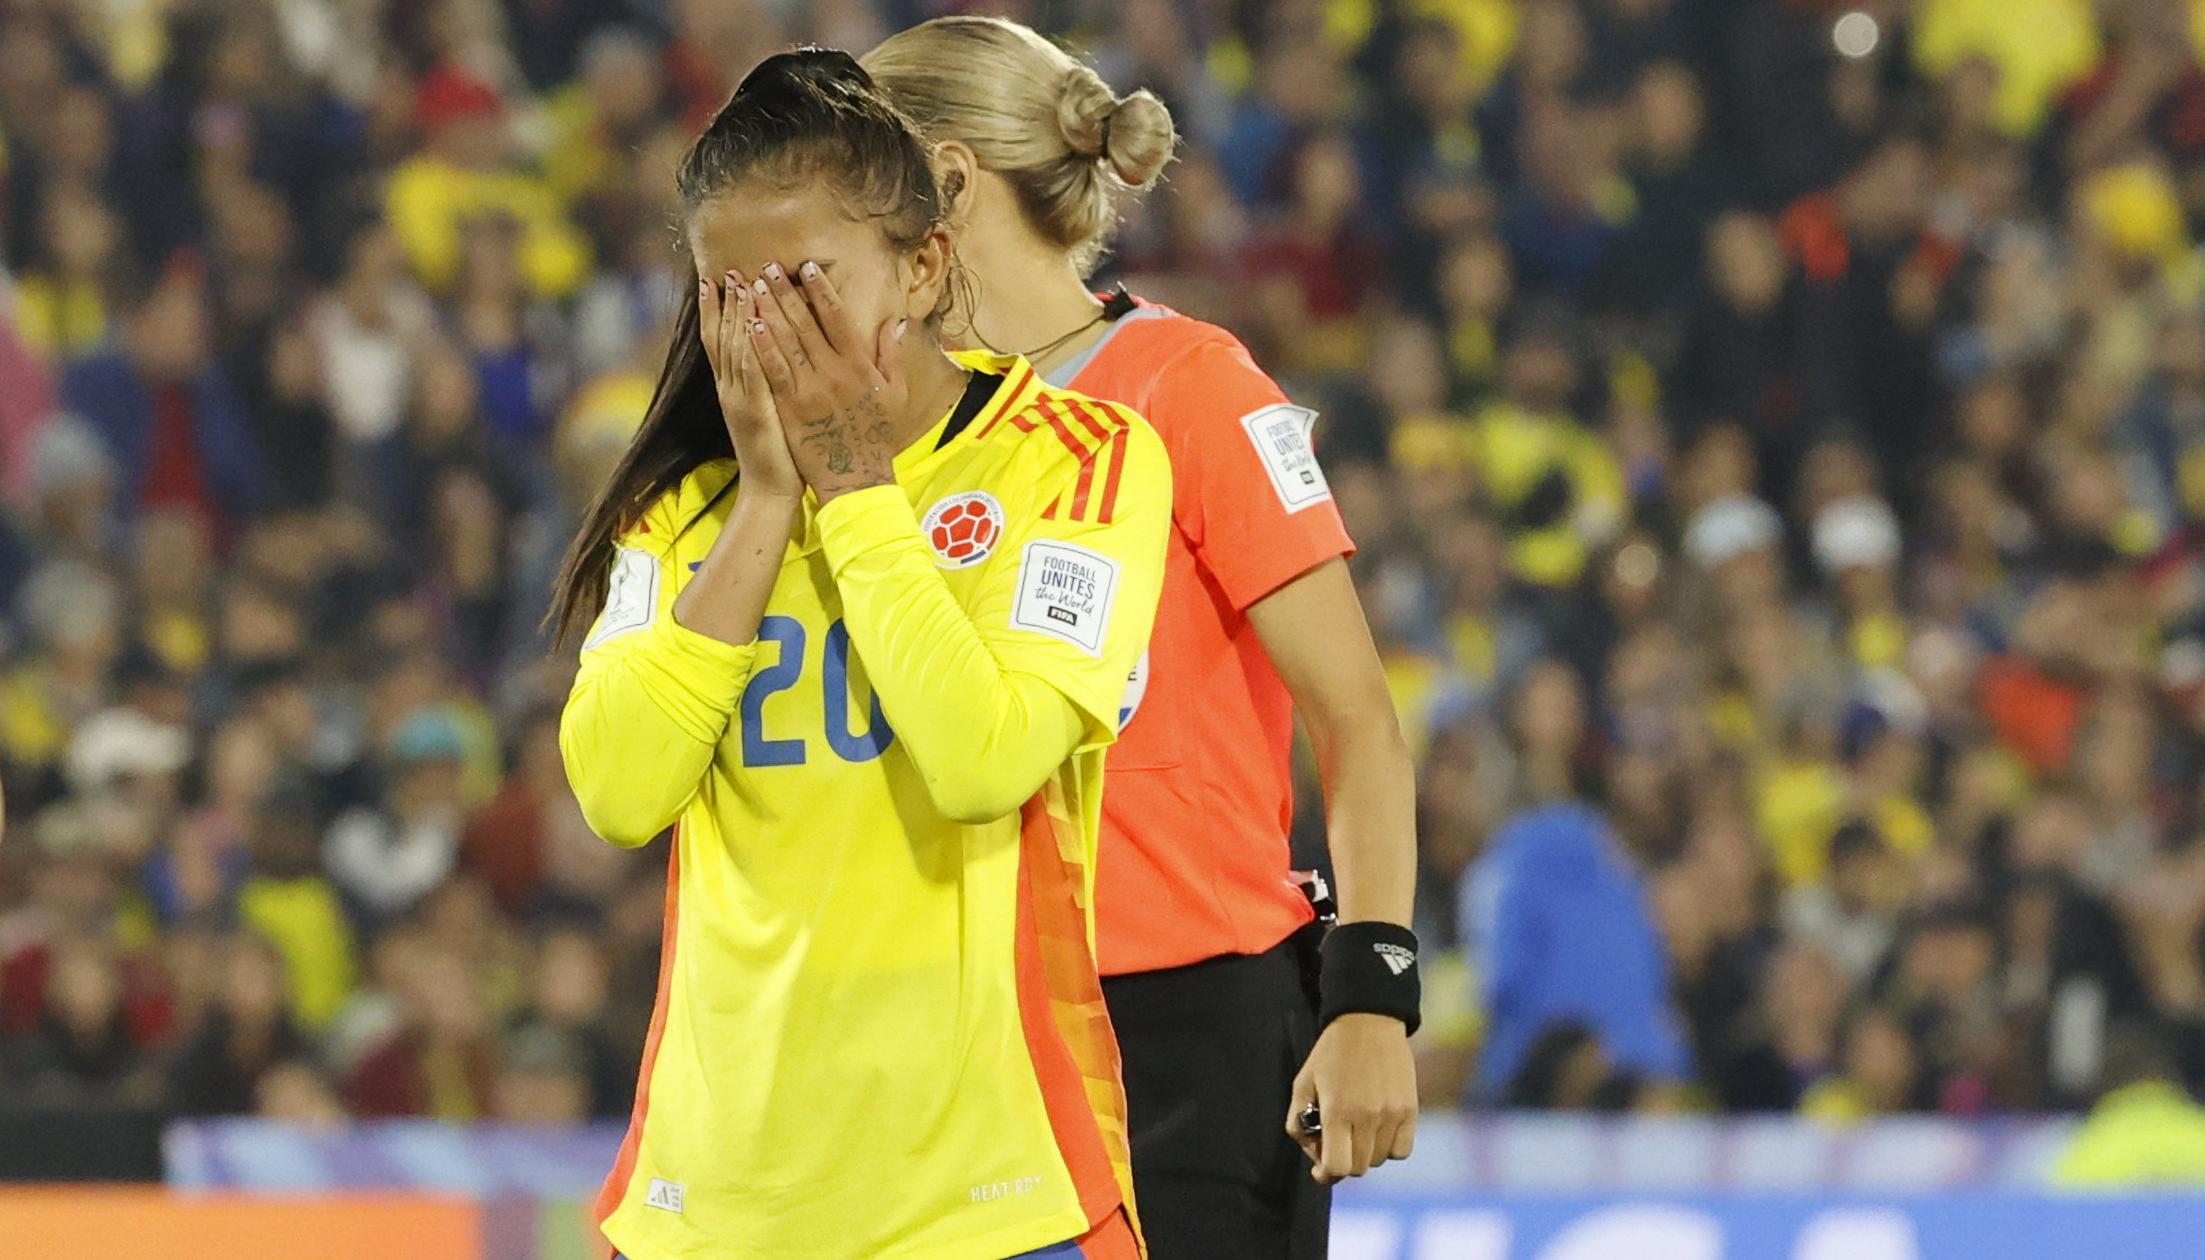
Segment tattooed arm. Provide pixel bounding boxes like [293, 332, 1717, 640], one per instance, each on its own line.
[743, 260, 914, 503]
[790, 393, 899, 501]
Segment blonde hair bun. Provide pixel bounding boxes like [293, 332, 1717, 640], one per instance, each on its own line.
[865, 16, 1179, 269]
[1055, 69, 1173, 190]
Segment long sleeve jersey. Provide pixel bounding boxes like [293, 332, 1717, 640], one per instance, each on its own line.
[562, 352, 1170, 1260]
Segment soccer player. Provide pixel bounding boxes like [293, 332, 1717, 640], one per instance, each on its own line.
[548, 50, 1170, 1260]
[867, 20, 1421, 1260]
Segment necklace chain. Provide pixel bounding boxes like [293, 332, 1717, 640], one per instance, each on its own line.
[1016, 309, 1107, 364]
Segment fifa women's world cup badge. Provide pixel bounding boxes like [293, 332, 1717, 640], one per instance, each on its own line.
[922, 491, 1006, 568]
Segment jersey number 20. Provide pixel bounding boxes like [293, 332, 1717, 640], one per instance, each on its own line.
[740, 616, 894, 766]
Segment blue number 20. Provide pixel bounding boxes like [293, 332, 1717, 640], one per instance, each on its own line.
[740, 616, 893, 766]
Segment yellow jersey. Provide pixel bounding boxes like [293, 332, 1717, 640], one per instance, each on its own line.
[561, 352, 1171, 1260]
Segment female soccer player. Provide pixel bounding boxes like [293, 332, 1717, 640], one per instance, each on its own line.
[868, 20, 1421, 1258]
[550, 50, 1170, 1260]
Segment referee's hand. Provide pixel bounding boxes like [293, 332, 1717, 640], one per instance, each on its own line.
[1286, 1013, 1418, 1183]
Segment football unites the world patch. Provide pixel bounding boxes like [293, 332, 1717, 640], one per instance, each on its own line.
[1239, 402, 1332, 512]
[921, 491, 1007, 568]
[583, 546, 659, 650]
[1010, 539, 1120, 657]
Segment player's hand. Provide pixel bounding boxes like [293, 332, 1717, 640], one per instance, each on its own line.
[1287, 1013, 1418, 1184]
[700, 270, 802, 501]
[750, 260, 909, 503]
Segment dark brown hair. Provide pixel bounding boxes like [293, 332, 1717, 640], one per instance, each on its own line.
[546, 48, 946, 643]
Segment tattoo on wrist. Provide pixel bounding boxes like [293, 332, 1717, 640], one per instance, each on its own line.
[800, 398, 896, 495]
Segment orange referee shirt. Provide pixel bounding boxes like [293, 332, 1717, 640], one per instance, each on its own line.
[1048, 298, 1355, 976]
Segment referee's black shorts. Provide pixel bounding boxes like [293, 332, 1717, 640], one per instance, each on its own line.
[1101, 929, 1330, 1260]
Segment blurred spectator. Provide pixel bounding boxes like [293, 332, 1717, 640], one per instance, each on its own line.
[1912, 0, 2100, 139]
[1718, 941, 1847, 1111]
[1237, 129, 1382, 376]
[506, 925, 634, 1120]
[59, 263, 269, 532]
[492, 1022, 592, 1125]
[463, 707, 629, 915]
[383, 66, 590, 300]
[311, 221, 438, 474]
[145, 714, 270, 925]
[169, 934, 306, 1116]
[324, 710, 468, 924]
[1499, 1020, 1641, 1110]
[2, 934, 160, 1105]
[343, 944, 493, 1120]
[2053, 1020, 2205, 1186]
[1802, 1003, 1927, 1122]
[1783, 821, 1906, 985]
[1464, 713, 1692, 1099]
[541, 28, 665, 222]
[1470, 311, 1625, 588]
[237, 780, 356, 1031]
[16, 180, 119, 365]
[0, 313, 55, 512]
[1595, 61, 1727, 321]
[255, 1058, 347, 1128]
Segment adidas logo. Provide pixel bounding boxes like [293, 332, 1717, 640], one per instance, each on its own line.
[645, 1178, 685, 1214]
[1374, 943, 1416, 976]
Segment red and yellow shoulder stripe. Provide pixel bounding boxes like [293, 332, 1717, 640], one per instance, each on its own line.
[1032, 394, 1135, 526]
[950, 350, 1139, 525]
[994, 393, 1136, 526]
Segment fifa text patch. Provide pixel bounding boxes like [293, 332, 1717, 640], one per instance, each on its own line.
[1010, 540, 1119, 657]
[1239, 403, 1332, 512]
[584, 546, 659, 649]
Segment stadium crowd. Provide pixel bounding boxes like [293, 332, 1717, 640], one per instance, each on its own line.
[8, 0, 2205, 1129]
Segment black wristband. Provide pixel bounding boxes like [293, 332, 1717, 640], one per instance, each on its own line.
[1317, 921, 1421, 1036]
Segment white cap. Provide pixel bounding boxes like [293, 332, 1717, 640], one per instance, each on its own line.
[65, 707, 191, 795]
[29, 414, 114, 499]
[1813, 495, 1900, 573]
[1685, 495, 1782, 567]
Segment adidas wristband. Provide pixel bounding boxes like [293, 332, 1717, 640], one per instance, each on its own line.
[1317, 921, 1421, 1036]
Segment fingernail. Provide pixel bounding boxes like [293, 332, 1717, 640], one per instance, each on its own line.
[800, 260, 820, 280]
[763, 263, 783, 281]
[754, 278, 769, 295]
[894, 318, 908, 341]
[751, 320, 766, 335]
[724, 272, 738, 294]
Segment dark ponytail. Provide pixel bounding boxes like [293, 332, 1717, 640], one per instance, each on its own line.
[546, 48, 947, 644]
